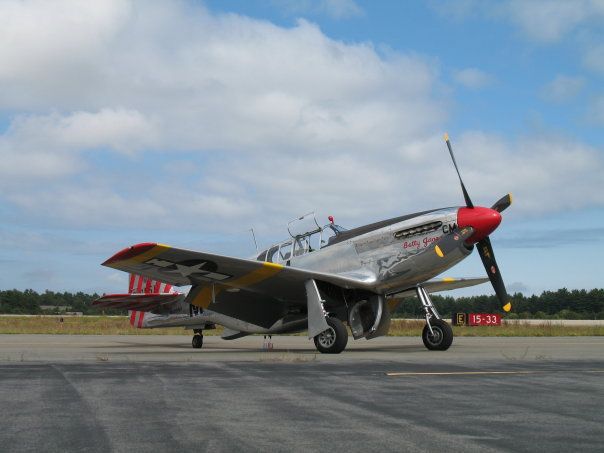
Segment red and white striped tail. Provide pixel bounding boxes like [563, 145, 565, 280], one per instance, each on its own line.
[129, 274, 174, 294]
[129, 310, 145, 328]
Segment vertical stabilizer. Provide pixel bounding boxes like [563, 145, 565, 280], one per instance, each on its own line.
[129, 274, 174, 294]
[129, 310, 146, 328]
[126, 274, 175, 328]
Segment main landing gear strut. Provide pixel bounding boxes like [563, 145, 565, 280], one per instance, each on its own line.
[306, 279, 349, 354]
[416, 286, 453, 351]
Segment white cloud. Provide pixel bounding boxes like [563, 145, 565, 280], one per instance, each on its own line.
[453, 132, 604, 214]
[584, 44, 604, 75]
[9, 129, 603, 235]
[503, 0, 597, 43]
[0, 0, 445, 230]
[316, 0, 363, 19]
[273, 0, 363, 19]
[507, 281, 529, 294]
[0, 1, 440, 154]
[588, 96, 604, 125]
[540, 75, 585, 103]
[0, 0, 602, 240]
[0, 0, 132, 109]
[453, 68, 493, 90]
[8, 109, 157, 153]
[0, 146, 81, 181]
[7, 187, 168, 229]
[0, 108, 156, 182]
[429, 0, 482, 21]
[434, 0, 604, 43]
[107, 272, 127, 286]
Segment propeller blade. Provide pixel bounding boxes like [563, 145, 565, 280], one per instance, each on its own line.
[477, 236, 512, 312]
[491, 193, 513, 213]
[442, 134, 512, 311]
[444, 133, 474, 208]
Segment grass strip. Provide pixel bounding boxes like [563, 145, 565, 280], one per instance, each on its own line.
[0, 316, 602, 336]
[387, 319, 604, 337]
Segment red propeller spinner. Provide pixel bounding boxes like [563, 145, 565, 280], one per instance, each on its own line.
[457, 206, 502, 244]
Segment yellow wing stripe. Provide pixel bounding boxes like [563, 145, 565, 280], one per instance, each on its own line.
[104, 243, 170, 269]
[231, 262, 284, 287]
[128, 244, 170, 264]
[191, 262, 284, 309]
[191, 286, 216, 309]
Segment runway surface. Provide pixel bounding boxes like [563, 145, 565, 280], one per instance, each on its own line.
[1, 335, 603, 452]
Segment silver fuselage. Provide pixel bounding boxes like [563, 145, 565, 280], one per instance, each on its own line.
[138, 206, 472, 334]
[286, 207, 465, 295]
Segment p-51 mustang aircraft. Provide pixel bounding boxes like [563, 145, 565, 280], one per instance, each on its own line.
[94, 135, 512, 354]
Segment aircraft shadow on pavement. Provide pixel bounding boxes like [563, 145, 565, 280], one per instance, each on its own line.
[87, 340, 428, 354]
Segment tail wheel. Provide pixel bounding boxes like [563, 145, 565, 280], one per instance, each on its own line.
[313, 317, 348, 354]
[192, 334, 204, 349]
[422, 319, 453, 351]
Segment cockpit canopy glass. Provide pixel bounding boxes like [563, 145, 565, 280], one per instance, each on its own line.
[260, 223, 348, 263]
[320, 224, 346, 246]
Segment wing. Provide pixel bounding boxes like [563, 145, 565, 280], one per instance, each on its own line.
[102, 243, 376, 305]
[384, 277, 488, 312]
[92, 293, 184, 311]
[387, 277, 489, 300]
[186, 286, 292, 328]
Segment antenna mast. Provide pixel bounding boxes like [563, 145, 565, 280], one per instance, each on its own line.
[249, 228, 259, 253]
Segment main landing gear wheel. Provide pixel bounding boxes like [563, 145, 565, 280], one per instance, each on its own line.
[422, 319, 453, 351]
[313, 317, 348, 354]
[192, 334, 204, 349]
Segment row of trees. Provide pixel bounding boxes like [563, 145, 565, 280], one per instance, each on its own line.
[0, 288, 603, 319]
[0, 289, 123, 315]
[394, 288, 604, 319]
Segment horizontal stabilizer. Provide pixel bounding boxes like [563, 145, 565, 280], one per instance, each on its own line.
[92, 293, 183, 311]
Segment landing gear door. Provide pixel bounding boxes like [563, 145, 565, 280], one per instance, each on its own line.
[348, 295, 391, 340]
[348, 302, 367, 339]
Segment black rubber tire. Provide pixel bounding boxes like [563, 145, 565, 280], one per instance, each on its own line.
[422, 319, 453, 351]
[192, 334, 204, 349]
[313, 317, 348, 354]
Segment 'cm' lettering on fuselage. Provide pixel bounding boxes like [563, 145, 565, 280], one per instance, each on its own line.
[442, 222, 457, 234]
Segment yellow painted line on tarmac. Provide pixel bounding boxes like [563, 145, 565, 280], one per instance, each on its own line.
[386, 370, 604, 377]
[494, 341, 604, 345]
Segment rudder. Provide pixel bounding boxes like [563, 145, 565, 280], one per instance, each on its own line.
[129, 310, 146, 328]
[129, 274, 174, 294]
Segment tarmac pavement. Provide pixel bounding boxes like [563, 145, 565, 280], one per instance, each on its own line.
[0, 335, 602, 452]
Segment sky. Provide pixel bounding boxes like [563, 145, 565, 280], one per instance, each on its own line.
[0, 0, 603, 296]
